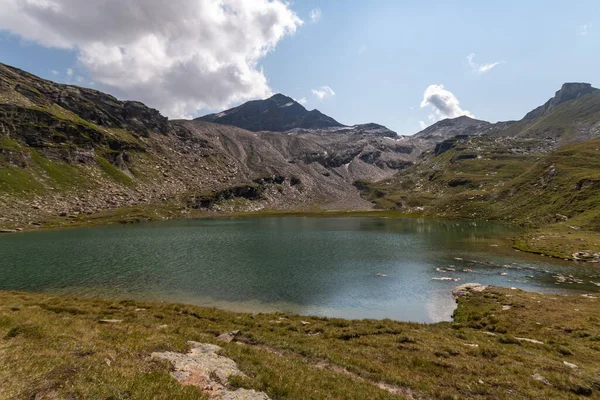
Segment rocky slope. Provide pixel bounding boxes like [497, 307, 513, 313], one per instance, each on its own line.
[0, 63, 424, 229]
[357, 83, 600, 259]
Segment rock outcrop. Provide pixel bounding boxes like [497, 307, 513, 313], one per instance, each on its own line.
[152, 342, 270, 399]
[452, 283, 488, 299]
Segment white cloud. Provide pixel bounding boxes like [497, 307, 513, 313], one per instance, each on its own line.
[419, 120, 427, 130]
[295, 97, 307, 105]
[580, 23, 592, 36]
[0, 0, 302, 118]
[466, 53, 504, 74]
[309, 8, 321, 23]
[420, 84, 473, 121]
[66, 68, 73, 77]
[75, 75, 85, 83]
[311, 86, 335, 100]
[311, 85, 335, 100]
[51, 69, 58, 76]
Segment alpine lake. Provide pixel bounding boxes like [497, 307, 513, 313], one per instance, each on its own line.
[1, 217, 598, 323]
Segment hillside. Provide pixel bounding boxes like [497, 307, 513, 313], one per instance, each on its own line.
[0, 63, 421, 230]
[357, 84, 600, 260]
[412, 115, 494, 141]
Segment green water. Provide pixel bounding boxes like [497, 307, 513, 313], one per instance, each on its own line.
[1, 217, 598, 322]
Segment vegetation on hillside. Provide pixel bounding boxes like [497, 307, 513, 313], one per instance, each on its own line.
[357, 136, 600, 260]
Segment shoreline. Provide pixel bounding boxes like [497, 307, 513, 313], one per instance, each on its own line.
[1, 204, 599, 263]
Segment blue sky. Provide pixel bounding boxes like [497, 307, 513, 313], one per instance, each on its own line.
[0, 0, 598, 135]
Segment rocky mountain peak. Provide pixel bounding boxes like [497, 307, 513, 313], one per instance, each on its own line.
[196, 93, 343, 132]
[268, 93, 298, 107]
[555, 83, 595, 102]
[524, 82, 597, 120]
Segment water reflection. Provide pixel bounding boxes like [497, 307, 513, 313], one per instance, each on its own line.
[0, 217, 598, 322]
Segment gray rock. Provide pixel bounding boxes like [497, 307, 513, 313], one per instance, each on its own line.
[515, 337, 544, 345]
[216, 330, 241, 343]
[152, 342, 270, 400]
[452, 283, 488, 299]
[532, 374, 552, 386]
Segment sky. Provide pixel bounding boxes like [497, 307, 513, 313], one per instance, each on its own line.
[0, 0, 598, 135]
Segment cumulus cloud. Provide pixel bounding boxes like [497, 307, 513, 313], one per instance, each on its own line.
[0, 0, 302, 118]
[466, 53, 504, 74]
[418, 120, 427, 130]
[420, 84, 473, 121]
[50, 69, 58, 76]
[311, 85, 335, 100]
[309, 8, 322, 23]
[294, 97, 307, 105]
[66, 68, 73, 77]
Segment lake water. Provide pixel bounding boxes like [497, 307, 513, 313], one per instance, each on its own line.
[1, 217, 598, 322]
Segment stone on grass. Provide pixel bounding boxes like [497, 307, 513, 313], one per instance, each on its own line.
[532, 374, 552, 386]
[152, 342, 270, 400]
[515, 337, 544, 345]
[216, 330, 241, 343]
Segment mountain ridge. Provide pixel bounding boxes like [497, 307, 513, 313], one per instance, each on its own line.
[1, 60, 600, 250]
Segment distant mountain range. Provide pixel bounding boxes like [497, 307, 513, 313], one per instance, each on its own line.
[1, 60, 599, 239]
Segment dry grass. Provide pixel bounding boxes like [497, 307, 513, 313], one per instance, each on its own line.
[1, 287, 599, 399]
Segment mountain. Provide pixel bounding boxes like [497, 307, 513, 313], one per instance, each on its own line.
[497, 83, 600, 147]
[198, 94, 400, 138]
[523, 82, 598, 120]
[3, 59, 600, 257]
[356, 82, 600, 260]
[412, 116, 493, 141]
[0, 63, 417, 230]
[197, 93, 343, 132]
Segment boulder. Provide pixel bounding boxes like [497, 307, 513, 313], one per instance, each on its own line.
[452, 283, 488, 299]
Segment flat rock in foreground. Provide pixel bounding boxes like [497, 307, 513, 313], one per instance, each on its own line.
[152, 342, 270, 400]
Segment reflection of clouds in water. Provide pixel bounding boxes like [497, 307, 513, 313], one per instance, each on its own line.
[426, 287, 457, 323]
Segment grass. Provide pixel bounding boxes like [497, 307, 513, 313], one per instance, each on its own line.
[30, 149, 87, 189]
[0, 287, 599, 399]
[39, 204, 193, 230]
[0, 137, 21, 152]
[0, 166, 42, 195]
[359, 137, 600, 260]
[96, 156, 134, 186]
